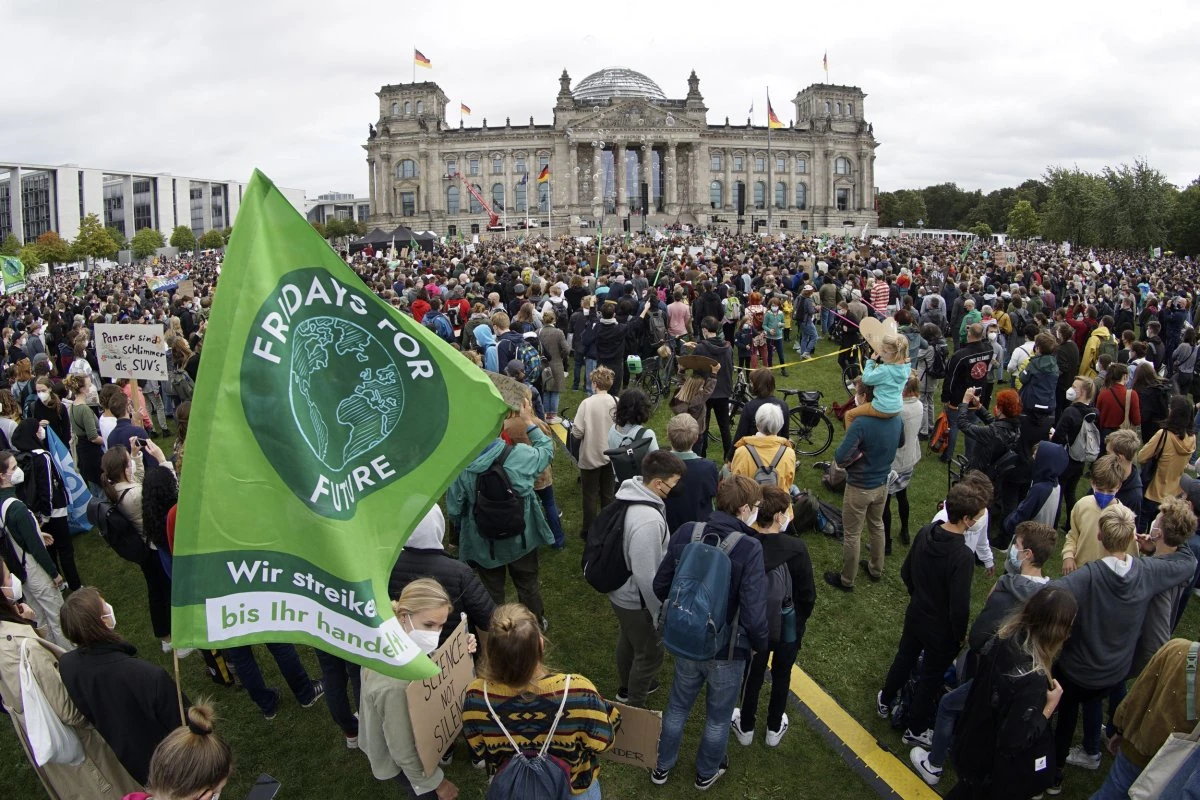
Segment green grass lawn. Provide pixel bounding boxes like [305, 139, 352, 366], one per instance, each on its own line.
[2, 335, 1177, 799]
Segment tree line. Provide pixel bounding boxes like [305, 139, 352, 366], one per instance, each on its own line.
[0, 215, 235, 266]
[877, 160, 1200, 255]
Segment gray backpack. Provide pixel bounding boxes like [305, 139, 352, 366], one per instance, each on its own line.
[1068, 412, 1101, 463]
[745, 444, 787, 487]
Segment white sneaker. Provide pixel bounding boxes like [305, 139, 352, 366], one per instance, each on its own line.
[161, 641, 195, 659]
[730, 708, 753, 746]
[1065, 745, 1100, 770]
[909, 746, 942, 786]
[765, 713, 789, 747]
[903, 728, 934, 748]
[345, 735, 359, 750]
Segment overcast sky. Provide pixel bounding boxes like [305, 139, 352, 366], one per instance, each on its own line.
[7, 0, 1197, 199]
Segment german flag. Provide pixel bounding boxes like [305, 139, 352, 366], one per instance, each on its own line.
[414, 49, 431, 68]
[767, 98, 784, 129]
[460, 102, 471, 115]
[536, 165, 550, 184]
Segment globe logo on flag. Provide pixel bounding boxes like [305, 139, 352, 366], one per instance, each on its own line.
[241, 267, 450, 520]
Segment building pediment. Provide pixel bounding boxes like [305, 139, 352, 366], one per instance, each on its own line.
[570, 100, 701, 133]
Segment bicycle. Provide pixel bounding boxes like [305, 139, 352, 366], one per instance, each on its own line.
[841, 341, 869, 396]
[778, 388, 835, 456]
[629, 351, 676, 412]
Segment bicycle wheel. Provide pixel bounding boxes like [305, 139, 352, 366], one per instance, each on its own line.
[841, 362, 862, 396]
[790, 405, 834, 456]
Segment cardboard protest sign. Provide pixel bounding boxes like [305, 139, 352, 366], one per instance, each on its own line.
[94, 323, 168, 380]
[177, 279, 195, 300]
[602, 702, 662, 769]
[407, 618, 475, 774]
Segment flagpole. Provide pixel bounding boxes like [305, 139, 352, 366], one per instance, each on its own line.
[766, 86, 773, 237]
[548, 177, 552, 240]
[412, 45, 415, 84]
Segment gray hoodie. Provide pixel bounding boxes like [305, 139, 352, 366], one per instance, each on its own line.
[609, 477, 669, 618]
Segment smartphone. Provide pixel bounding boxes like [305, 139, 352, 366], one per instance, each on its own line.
[135, 438, 149, 448]
[245, 774, 281, 800]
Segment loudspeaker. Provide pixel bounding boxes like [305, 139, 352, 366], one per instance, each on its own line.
[640, 182, 649, 216]
[622, 217, 630, 233]
[737, 183, 746, 216]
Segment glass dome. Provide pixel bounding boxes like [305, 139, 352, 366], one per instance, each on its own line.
[573, 67, 667, 103]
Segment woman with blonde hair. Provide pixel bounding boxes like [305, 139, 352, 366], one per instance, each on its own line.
[0, 589, 141, 799]
[137, 702, 233, 800]
[360, 577, 474, 799]
[64, 374, 103, 490]
[462, 603, 618, 798]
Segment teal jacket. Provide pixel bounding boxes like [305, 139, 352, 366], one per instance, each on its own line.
[447, 428, 554, 569]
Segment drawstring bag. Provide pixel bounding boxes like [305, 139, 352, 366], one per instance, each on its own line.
[483, 675, 574, 800]
[19, 637, 84, 766]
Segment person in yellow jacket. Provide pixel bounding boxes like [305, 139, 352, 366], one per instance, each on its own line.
[1079, 317, 1116, 378]
[730, 404, 796, 490]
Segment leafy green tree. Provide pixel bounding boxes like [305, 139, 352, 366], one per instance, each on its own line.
[324, 218, 357, 240]
[1006, 200, 1041, 240]
[891, 190, 927, 229]
[920, 182, 980, 230]
[71, 213, 119, 260]
[105, 226, 128, 251]
[1100, 160, 1177, 250]
[17, 244, 42, 267]
[169, 225, 196, 251]
[131, 228, 165, 260]
[1171, 178, 1200, 256]
[1041, 166, 1111, 246]
[222, 227, 233, 244]
[198, 229, 225, 249]
[35, 231, 71, 264]
[354, 221, 368, 236]
[311, 221, 327, 239]
[0, 234, 20, 257]
[968, 222, 993, 239]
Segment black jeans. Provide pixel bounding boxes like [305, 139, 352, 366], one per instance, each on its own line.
[475, 548, 545, 620]
[880, 618, 958, 734]
[739, 638, 802, 732]
[698, 397, 732, 461]
[1052, 665, 1111, 777]
[315, 650, 361, 737]
[140, 552, 173, 639]
[44, 515, 80, 590]
[883, 489, 911, 546]
[1059, 458, 1085, 527]
[224, 643, 319, 714]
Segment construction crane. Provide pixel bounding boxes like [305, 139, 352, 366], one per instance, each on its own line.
[456, 174, 501, 229]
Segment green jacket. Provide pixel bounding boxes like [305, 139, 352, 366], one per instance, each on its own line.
[447, 428, 554, 569]
[0, 487, 57, 579]
[958, 309, 982, 343]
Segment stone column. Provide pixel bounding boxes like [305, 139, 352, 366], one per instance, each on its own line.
[503, 149, 512, 224]
[380, 155, 392, 217]
[199, 180, 212, 233]
[665, 142, 678, 214]
[859, 151, 870, 212]
[639, 144, 651, 217]
[8, 166, 22, 243]
[592, 146, 603, 220]
[723, 147, 732, 212]
[614, 143, 627, 217]
[567, 143, 578, 212]
[367, 158, 376, 217]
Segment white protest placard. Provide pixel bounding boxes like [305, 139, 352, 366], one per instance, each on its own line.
[602, 702, 662, 769]
[406, 618, 475, 775]
[94, 323, 168, 380]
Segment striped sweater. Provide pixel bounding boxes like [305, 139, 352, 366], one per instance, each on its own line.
[462, 673, 620, 794]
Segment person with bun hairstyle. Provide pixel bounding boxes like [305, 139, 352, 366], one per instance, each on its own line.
[58, 586, 188, 786]
[0, 586, 141, 799]
[462, 603, 619, 799]
[360, 578, 476, 800]
[124, 702, 234, 800]
[64, 373, 103, 492]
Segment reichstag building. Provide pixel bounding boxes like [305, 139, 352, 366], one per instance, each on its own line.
[364, 67, 878, 236]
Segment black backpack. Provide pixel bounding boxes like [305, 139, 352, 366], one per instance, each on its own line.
[765, 562, 796, 644]
[473, 446, 526, 554]
[927, 340, 949, 379]
[580, 499, 657, 593]
[86, 488, 150, 564]
[815, 499, 844, 539]
[604, 427, 654, 482]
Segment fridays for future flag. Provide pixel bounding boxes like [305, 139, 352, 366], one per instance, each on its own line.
[0, 256, 26, 294]
[170, 170, 507, 679]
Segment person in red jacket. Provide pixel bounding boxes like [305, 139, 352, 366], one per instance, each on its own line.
[1095, 363, 1140, 444]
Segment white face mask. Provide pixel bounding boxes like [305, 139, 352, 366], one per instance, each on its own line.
[9, 467, 24, 486]
[101, 602, 116, 629]
[987, 332, 998, 341]
[36, 391, 49, 404]
[404, 619, 442, 655]
[2, 573, 21, 603]
[742, 506, 759, 528]
[1065, 387, 1078, 402]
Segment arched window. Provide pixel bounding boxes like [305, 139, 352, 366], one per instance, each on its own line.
[847, 102, 854, 117]
[390, 101, 399, 116]
[710, 180, 723, 209]
[753, 181, 766, 210]
[397, 159, 418, 179]
[469, 185, 482, 214]
[446, 185, 460, 215]
[795, 183, 807, 210]
[403, 101, 412, 115]
[515, 182, 527, 212]
[491, 183, 505, 211]
[416, 100, 424, 114]
[836, 102, 842, 115]
[835, 157, 852, 175]
[824, 100, 831, 115]
[775, 181, 786, 209]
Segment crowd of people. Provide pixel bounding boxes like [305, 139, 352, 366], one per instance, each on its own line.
[2, 229, 1200, 799]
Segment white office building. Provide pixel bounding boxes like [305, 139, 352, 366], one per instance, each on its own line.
[0, 163, 306, 244]
[306, 191, 372, 225]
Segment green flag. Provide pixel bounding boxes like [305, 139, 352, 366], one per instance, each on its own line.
[409, 236, 419, 254]
[170, 170, 507, 679]
[0, 256, 25, 294]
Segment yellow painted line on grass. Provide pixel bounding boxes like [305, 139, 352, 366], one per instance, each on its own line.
[786, 661, 941, 800]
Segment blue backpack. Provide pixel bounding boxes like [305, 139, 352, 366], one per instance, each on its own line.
[422, 311, 455, 343]
[483, 675, 574, 800]
[660, 523, 743, 662]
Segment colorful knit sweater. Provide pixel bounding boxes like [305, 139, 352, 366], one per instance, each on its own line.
[462, 673, 620, 794]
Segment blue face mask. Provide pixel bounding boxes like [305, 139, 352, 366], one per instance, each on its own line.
[1007, 544, 1024, 569]
[1094, 491, 1116, 509]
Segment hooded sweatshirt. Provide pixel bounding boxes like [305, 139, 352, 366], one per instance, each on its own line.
[473, 325, 498, 372]
[1053, 548, 1196, 689]
[967, 573, 1049, 654]
[901, 522, 975, 647]
[1004, 442, 1067, 538]
[1051, 401, 1099, 462]
[754, 530, 816, 638]
[609, 477, 669, 617]
[1138, 428, 1198, 503]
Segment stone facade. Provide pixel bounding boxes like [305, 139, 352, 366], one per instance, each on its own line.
[364, 67, 878, 236]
